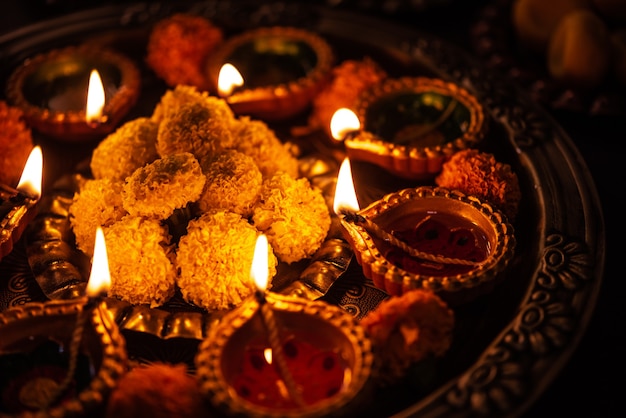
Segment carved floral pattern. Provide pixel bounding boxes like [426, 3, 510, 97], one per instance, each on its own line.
[540, 234, 594, 290]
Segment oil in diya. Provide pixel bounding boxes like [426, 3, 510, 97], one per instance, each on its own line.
[0, 227, 125, 417]
[206, 26, 334, 121]
[195, 235, 375, 418]
[333, 158, 516, 305]
[0, 146, 42, 261]
[5, 45, 140, 142]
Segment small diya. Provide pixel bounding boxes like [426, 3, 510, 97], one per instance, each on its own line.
[195, 235, 375, 418]
[0, 146, 42, 262]
[205, 26, 334, 121]
[0, 299, 127, 417]
[195, 295, 375, 417]
[5, 45, 140, 142]
[342, 76, 488, 180]
[334, 160, 515, 305]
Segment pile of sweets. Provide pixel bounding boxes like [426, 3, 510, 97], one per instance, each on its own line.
[69, 85, 331, 311]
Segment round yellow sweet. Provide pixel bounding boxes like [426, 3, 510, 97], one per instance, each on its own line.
[547, 9, 611, 90]
[512, 0, 591, 53]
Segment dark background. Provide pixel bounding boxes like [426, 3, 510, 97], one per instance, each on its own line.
[0, 1, 622, 417]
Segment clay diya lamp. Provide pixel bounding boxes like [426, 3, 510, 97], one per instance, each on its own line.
[206, 26, 334, 121]
[337, 77, 488, 180]
[0, 226, 126, 416]
[0, 298, 126, 416]
[195, 235, 375, 417]
[5, 45, 140, 142]
[333, 159, 515, 305]
[0, 146, 42, 261]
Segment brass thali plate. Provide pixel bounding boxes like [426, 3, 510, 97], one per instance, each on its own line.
[0, 2, 604, 417]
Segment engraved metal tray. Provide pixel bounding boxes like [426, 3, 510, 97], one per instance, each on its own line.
[0, 2, 605, 417]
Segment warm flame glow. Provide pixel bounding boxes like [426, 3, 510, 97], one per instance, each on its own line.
[333, 158, 360, 215]
[218, 63, 244, 97]
[86, 227, 111, 298]
[86, 69, 105, 123]
[264, 348, 272, 364]
[16, 146, 43, 199]
[330, 108, 361, 141]
[251, 234, 269, 292]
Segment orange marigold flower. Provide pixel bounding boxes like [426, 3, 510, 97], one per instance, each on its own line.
[435, 149, 521, 221]
[361, 289, 454, 385]
[146, 13, 223, 90]
[0, 100, 34, 187]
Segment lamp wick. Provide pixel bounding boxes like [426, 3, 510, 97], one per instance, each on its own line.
[342, 211, 481, 267]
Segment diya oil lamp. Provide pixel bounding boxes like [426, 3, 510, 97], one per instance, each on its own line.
[0, 146, 42, 261]
[333, 158, 516, 305]
[332, 77, 488, 180]
[206, 26, 334, 121]
[0, 227, 127, 417]
[5, 45, 140, 142]
[195, 235, 375, 418]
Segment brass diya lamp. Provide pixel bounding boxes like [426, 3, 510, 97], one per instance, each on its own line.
[5, 45, 140, 142]
[338, 76, 488, 180]
[195, 235, 375, 418]
[205, 26, 334, 121]
[0, 298, 127, 417]
[333, 159, 515, 305]
[0, 146, 42, 261]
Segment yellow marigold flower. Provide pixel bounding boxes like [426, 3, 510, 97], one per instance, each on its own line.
[156, 100, 236, 163]
[122, 152, 205, 220]
[151, 84, 234, 124]
[252, 172, 330, 263]
[105, 215, 177, 308]
[232, 116, 300, 179]
[69, 177, 127, 256]
[90, 117, 159, 181]
[176, 210, 277, 311]
[198, 150, 262, 217]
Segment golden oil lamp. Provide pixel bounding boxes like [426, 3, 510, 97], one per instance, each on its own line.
[5, 45, 140, 142]
[331, 77, 488, 180]
[195, 235, 375, 417]
[0, 146, 42, 261]
[0, 227, 127, 416]
[206, 26, 334, 121]
[333, 158, 515, 305]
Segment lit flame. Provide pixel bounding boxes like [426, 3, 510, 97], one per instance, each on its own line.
[251, 234, 269, 292]
[264, 348, 272, 364]
[16, 146, 43, 199]
[333, 157, 360, 215]
[86, 226, 111, 298]
[86, 69, 105, 123]
[218, 63, 244, 97]
[330, 108, 360, 142]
